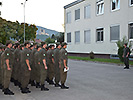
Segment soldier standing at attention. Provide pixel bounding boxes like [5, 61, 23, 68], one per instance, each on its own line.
[1, 45, 6, 91]
[54, 42, 62, 87]
[47, 45, 55, 85]
[60, 42, 69, 89]
[30, 42, 37, 86]
[21, 41, 31, 94]
[3, 40, 14, 95]
[39, 42, 49, 91]
[18, 44, 24, 89]
[13, 43, 21, 87]
[0, 45, 3, 89]
[123, 43, 130, 69]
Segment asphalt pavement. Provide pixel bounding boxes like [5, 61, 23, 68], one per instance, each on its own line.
[0, 59, 133, 100]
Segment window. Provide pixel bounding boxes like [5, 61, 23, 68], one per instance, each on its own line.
[111, 0, 120, 11]
[84, 5, 91, 19]
[84, 30, 91, 43]
[67, 33, 71, 43]
[66, 12, 71, 23]
[41, 29, 43, 32]
[75, 9, 80, 20]
[129, 23, 133, 39]
[130, 0, 133, 6]
[75, 31, 80, 43]
[110, 25, 120, 41]
[96, 0, 104, 15]
[96, 28, 104, 42]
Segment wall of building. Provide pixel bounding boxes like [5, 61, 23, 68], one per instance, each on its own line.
[64, 0, 133, 55]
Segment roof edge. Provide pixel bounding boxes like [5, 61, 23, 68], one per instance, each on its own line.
[64, 0, 85, 9]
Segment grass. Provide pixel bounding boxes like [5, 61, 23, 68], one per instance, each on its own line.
[68, 56, 133, 65]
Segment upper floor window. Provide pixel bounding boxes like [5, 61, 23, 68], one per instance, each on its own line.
[96, 0, 104, 15]
[110, 25, 120, 41]
[66, 12, 71, 24]
[67, 32, 71, 43]
[96, 28, 104, 42]
[129, 0, 133, 6]
[75, 9, 80, 20]
[128, 23, 133, 40]
[111, 0, 120, 11]
[84, 5, 91, 19]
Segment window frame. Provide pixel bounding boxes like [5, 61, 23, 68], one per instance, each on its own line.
[128, 23, 133, 41]
[66, 11, 71, 24]
[111, 0, 120, 12]
[75, 31, 80, 44]
[67, 32, 71, 43]
[84, 4, 91, 19]
[129, 0, 133, 7]
[75, 8, 80, 21]
[96, 28, 104, 42]
[110, 24, 120, 42]
[96, 0, 104, 15]
[84, 30, 91, 44]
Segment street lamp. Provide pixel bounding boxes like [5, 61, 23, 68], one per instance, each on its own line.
[0, 2, 2, 16]
[21, 0, 28, 43]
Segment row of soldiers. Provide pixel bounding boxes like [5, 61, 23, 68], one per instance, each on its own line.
[0, 40, 69, 95]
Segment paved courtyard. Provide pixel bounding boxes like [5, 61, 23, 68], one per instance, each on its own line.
[0, 59, 133, 100]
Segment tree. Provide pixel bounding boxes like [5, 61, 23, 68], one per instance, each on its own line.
[0, 17, 38, 44]
[45, 37, 55, 44]
[116, 36, 132, 62]
[55, 32, 64, 43]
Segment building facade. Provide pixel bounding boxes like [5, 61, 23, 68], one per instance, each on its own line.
[64, 0, 133, 57]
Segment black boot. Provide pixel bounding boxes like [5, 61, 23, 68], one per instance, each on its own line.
[10, 78, 15, 83]
[4, 88, 14, 95]
[55, 83, 61, 87]
[46, 78, 50, 83]
[21, 88, 31, 94]
[61, 84, 69, 89]
[14, 80, 19, 86]
[36, 82, 41, 88]
[31, 80, 36, 86]
[0, 84, 2, 89]
[41, 84, 49, 91]
[49, 80, 55, 85]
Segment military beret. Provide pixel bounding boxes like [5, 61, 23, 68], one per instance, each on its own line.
[2, 45, 6, 49]
[36, 45, 41, 49]
[41, 42, 46, 46]
[56, 42, 61, 47]
[61, 42, 67, 47]
[24, 41, 30, 46]
[20, 44, 24, 47]
[0, 45, 2, 49]
[6, 40, 12, 46]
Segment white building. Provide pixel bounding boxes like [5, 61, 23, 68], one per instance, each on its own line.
[64, 0, 133, 58]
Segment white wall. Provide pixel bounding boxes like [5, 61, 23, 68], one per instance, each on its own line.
[65, 0, 133, 54]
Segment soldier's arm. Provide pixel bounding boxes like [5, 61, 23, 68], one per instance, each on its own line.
[126, 52, 129, 57]
[6, 59, 11, 70]
[63, 59, 67, 69]
[26, 59, 31, 71]
[43, 59, 47, 70]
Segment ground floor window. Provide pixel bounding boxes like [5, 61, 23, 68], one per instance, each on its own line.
[75, 31, 80, 43]
[130, 0, 133, 6]
[84, 30, 91, 43]
[96, 28, 104, 42]
[129, 23, 133, 39]
[67, 32, 71, 43]
[110, 25, 120, 41]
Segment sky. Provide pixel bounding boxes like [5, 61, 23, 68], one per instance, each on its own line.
[0, 0, 75, 32]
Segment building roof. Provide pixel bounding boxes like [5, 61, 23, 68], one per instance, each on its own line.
[64, 0, 85, 9]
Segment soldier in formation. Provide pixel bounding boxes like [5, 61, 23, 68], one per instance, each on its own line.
[0, 40, 69, 95]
